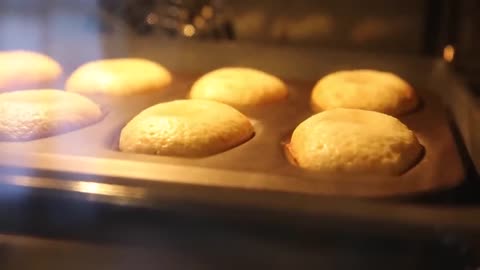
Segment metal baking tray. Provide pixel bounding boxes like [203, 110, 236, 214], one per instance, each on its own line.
[0, 41, 478, 231]
[0, 73, 463, 197]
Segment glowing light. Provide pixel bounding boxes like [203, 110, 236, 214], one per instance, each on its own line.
[201, 6, 214, 19]
[75, 181, 104, 194]
[194, 16, 206, 29]
[183, 24, 196, 37]
[72, 181, 146, 198]
[6, 176, 145, 198]
[443, 45, 455, 62]
[145, 13, 159, 25]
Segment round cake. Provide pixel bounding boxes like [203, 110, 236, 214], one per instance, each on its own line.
[65, 58, 172, 98]
[311, 70, 418, 115]
[189, 67, 288, 106]
[0, 89, 102, 141]
[288, 108, 423, 175]
[119, 99, 254, 157]
[0, 50, 62, 91]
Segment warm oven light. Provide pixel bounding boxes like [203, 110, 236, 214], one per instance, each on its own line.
[183, 24, 196, 37]
[443, 45, 455, 62]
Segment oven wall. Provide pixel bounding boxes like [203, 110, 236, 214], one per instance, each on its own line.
[225, 0, 427, 54]
[0, 0, 429, 55]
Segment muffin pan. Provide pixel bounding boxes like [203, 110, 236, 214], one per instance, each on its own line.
[0, 65, 464, 198]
